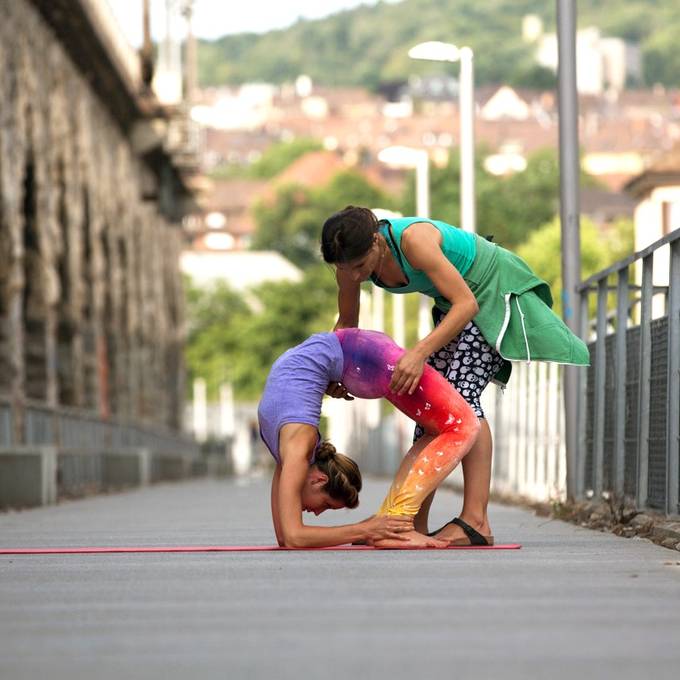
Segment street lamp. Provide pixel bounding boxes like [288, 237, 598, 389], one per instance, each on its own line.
[408, 40, 476, 233]
[377, 146, 430, 217]
[377, 145, 431, 340]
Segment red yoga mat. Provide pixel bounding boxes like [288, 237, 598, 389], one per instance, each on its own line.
[0, 544, 521, 555]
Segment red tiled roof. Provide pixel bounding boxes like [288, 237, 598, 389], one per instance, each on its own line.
[273, 150, 347, 187]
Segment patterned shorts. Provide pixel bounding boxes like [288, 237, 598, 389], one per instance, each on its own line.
[414, 308, 504, 441]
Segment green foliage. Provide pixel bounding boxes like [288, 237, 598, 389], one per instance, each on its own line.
[248, 138, 323, 178]
[184, 266, 339, 400]
[186, 138, 631, 404]
[251, 169, 388, 268]
[233, 265, 339, 397]
[642, 27, 680, 87]
[516, 216, 635, 316]
[197, 0, 680, 89]
[183, 280, 252, 398]
[479, 149, 563, 248]
[207, 164, 248, 181]
[396, 147, 600, 251]
[185, 213, 635, 398]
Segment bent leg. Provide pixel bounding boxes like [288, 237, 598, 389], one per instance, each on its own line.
[434, 418, 493, 543]
[372, 435, 451, 549]
[414, 490, 436, 534]
[377, 366, 480, 517]
[335, 327, 481, 538]
[418, 317, 503, 541]
[376, 428, 478, 517]
[375, 435, 433, 517]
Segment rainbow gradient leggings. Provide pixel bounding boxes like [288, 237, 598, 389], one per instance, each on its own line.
[335, 328, 480, 517]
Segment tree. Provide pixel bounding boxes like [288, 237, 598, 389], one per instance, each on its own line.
[183, 266, 340, 401]
[397, 143, 494, 232]
[183, 280, 252, 398]
[252, 169, 388, 268]
[225, 265, 339, 399]
[198, 0, 680, 91]
[398, 147, 601, 251]
[248, 138, 323, 179]
[516, 216, 634, 316]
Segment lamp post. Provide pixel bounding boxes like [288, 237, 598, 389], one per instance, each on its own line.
[556, 0, 582, 500]
[408, 41, 476, 234]
[378, 145, 430, 216]
[378, 146, 432, 340]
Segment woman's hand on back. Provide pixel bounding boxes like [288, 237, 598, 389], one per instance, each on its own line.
[325, 381, 354, 400]
[389, 347, 428, 395]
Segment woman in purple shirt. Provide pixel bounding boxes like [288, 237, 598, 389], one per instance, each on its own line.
[258, 328, 480, 549]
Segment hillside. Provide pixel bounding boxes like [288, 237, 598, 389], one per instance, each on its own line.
[197, 0, 680, 90]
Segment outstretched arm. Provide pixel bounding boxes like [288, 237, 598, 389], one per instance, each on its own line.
[334, 268, 361, 329]
[270, 466, 285, 546]
[391, 222, 479, 395]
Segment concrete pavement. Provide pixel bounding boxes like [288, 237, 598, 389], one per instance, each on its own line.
[1, 475, 679, 679]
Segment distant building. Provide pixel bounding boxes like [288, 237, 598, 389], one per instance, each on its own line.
[480, 86, 531, 122]
[190, 65, 679, 225]
[483, 143, 528, 176]
[625, 143, 680, 242]
[192, 84, 278, 131]
[406, 74, 459, 102]
[184, 148, 394, 268]
[186, 178, 268, 249]
[580, 187, 635, 228]
[580, 88, 680, 190]
[180, 250, 302, 294]
[528, 19, 641, 95]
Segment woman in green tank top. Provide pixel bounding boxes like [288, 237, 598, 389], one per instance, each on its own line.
[320, 205, 589, 546]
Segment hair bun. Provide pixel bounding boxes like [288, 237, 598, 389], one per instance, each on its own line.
[315, 440, 336, 462]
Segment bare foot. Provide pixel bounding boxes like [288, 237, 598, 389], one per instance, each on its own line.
[433, 517, 492, 545]
[373, 530, 448, 550]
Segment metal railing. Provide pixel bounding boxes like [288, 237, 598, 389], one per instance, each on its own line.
[0, 394, 199, 456]
[577, 228, 680, 515]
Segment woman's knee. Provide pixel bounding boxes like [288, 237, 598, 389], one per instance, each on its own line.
[441, 402, 480, 441]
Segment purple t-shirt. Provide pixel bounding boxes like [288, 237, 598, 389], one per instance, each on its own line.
[257, 333, 343, 463]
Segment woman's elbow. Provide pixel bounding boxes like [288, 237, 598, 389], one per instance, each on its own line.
[281, 530, 305, 549]
[468, 296, 480, 317]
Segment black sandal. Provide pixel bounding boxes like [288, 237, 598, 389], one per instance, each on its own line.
[428, 516, 494, 546]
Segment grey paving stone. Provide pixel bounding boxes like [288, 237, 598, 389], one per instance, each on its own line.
[1, 475, 679, 680]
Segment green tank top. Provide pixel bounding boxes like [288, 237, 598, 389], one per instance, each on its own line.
[370, 217, 476, 302]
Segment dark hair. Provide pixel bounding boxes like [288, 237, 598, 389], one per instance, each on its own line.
[314, 441, 362, 509]
[320, 205, 379, 264]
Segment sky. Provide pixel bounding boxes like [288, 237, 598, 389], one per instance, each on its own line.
[106, 0, 393, 47]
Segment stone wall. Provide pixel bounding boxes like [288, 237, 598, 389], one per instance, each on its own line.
[0, 0, 187, 439]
